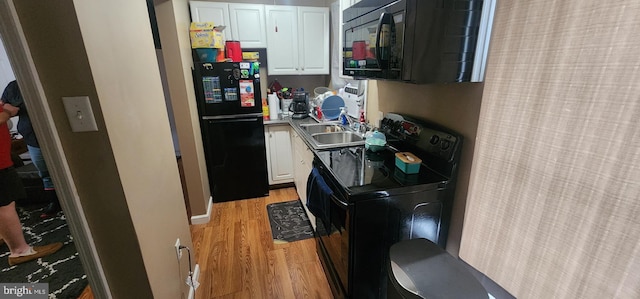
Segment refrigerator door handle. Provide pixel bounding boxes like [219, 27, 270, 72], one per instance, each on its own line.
[202, 113, 264, 120]
[206, 118, 260, 124]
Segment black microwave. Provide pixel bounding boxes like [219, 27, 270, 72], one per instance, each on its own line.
[342, 0, 495, 84]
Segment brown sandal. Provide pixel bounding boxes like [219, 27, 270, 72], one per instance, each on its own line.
[8, 242, 63, 266]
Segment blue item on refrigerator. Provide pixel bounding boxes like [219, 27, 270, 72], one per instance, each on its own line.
[195, 48, 218, 62]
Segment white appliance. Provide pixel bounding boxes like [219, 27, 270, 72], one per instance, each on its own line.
[342, 84, 362, 118]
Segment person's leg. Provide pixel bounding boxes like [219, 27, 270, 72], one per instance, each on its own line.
[0, 201, 31, 255]
[27, 145, 60, 218]
[0, 167, 63, 265]
[27, 145, 54, 190]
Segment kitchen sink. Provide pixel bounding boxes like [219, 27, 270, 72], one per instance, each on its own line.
[298, 122, 365, 149]
[300, 123, 345, 134]
[312, 131, 364, 144]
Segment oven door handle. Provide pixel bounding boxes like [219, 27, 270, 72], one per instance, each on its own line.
[330, 193, 348, 209]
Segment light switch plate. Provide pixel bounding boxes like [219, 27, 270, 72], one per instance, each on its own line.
[62, 96, 99, 132]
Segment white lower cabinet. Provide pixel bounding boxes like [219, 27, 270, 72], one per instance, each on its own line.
[291, 129, 316, 229]
[265, 125, 294, 185]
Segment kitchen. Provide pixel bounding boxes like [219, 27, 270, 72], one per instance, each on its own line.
[1, 0, 638, 299]
[186, 0, 489, 296]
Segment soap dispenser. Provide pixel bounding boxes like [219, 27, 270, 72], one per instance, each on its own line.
[339, 107, 348, 126]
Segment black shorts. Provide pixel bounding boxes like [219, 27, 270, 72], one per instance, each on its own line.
[0, 167, 26, 207]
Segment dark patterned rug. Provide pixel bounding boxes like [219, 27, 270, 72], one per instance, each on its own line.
[266, 200, 314, 244]
[0, 204, 87, 298]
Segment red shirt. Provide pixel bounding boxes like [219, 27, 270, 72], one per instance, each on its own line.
[0, 105, 13, 169]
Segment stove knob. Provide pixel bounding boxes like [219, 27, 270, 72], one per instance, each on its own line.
[441, 140, 451, 150]
[394, 121, 402, 131]
[430, 135, 440, 145]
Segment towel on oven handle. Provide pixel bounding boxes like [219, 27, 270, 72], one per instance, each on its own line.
[306, 167, 333, 232]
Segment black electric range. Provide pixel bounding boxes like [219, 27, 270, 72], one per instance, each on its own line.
[309, 113, 463, 299]
[314, 146, 449, 201]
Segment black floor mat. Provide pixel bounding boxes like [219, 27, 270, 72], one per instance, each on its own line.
[0, 204, 87, 298]
[266, 200, 314, 243]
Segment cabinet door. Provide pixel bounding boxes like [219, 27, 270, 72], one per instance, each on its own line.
[189, 1, 231, 43]
[265, 5, 299, 75]
[264, 128, 273, 185]
[266, 125, 294, 184]
[298, 7, 330, 75]
[229, 4, 267, 48]
[291, 131, 305, 197]
[291, 130, 316, 230]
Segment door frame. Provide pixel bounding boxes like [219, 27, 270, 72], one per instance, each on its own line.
[0, 1, 110, 298]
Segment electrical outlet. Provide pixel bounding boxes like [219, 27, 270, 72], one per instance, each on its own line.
[175, 238, 182, 259]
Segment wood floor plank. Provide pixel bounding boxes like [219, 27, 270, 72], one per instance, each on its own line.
[288, 260, 334, 299]
[192, 187, 332, 299]
[245, 219, 268, 298]
[265, 249, 296, 299]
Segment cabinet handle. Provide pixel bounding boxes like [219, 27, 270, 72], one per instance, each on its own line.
[269, 133, 273, 138]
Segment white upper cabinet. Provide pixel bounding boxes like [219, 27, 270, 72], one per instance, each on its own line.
[298, 7, 330, 75]
[266, 5, 329, 75]
[190, 1, 231, 42]
[228, 4, 267, 48]
[190, 2, 329, 75]
[265, 6, 298, 74]
[189, 1, 267, 48]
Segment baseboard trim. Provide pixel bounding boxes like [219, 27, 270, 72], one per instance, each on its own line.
[190, 196, 212, 224]
[187, 264, 200, 299]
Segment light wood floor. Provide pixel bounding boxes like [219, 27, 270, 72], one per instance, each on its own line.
[78, 187, 330, 299]
[190, 187, 333, 299]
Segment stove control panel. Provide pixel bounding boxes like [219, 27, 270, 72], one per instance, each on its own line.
[380, 113, 460, 162]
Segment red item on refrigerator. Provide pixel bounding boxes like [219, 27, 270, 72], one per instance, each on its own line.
[225, 41, 242, 62]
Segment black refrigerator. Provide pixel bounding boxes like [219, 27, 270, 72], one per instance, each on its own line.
[193, 61, 268, 202]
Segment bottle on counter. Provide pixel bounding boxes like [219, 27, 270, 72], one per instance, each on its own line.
[262, 98, 270, 120]
[267, 93, 280, 120]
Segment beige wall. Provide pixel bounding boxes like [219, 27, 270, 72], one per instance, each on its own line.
[156, 0, 211, 217]
[366, 80, 484, 256]
[14, 0, 193, 298]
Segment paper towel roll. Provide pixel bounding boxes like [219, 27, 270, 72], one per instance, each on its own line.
[268, 93, 280, 120]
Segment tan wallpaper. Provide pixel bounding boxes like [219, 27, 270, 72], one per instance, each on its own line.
[366, 80, 484, 256]
[459, 1, 640, 298]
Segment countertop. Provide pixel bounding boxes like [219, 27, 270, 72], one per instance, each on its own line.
[264, 113, 339, 151]
[264, 114, 319, 126]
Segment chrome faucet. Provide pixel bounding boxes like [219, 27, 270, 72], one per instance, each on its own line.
[339, 107, 370, 135]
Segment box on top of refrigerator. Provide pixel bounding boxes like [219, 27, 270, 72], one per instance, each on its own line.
[190, 22, 216, 48]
